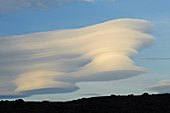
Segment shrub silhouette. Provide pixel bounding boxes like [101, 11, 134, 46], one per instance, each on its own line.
[0, 93, 170, 113]
[15, 99, 24, 103]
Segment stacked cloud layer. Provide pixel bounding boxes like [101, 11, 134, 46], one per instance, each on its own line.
[0, 18, 154, 98]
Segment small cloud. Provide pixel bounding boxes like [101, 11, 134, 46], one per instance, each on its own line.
[146, 80, 170, 93]
[80, 93, 101, 96]
[160, 80, 170, 83]
[141, 58, 170, 60]
[105, 0, 116, 2]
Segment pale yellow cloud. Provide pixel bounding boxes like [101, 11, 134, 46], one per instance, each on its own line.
[0, 18, 154, 98]
[14, 71, 69, 92]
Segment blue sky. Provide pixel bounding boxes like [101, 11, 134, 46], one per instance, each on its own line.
[0, 0, 170, 101]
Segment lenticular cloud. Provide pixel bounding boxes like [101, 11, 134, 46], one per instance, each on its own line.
[0, 18, 154, 98]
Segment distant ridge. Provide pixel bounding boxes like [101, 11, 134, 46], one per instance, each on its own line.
[1, 93, 170, 113]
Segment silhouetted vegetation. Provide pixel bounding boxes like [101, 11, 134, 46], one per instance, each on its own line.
[1, 93, 170, 113]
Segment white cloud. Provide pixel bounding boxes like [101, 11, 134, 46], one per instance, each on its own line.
[0, 18, 154, 98]
[0, 0, 115, 15]
[146, 80, 170, 93]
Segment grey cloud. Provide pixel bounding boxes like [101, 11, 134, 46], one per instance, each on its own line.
[79, 93, 101, 96]
[146, 80, 170, 93]
[72, 70, 147, 82]
[22, 87, 80, 96]
[0, 95, 28, 99]
[142, 58, 170, 60]
[147, 84, 170, 93]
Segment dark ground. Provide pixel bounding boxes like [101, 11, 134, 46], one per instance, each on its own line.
[1, 93, 170, 113]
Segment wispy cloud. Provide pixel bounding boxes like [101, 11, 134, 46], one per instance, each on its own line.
[146, 80, 170, 93]
[142, 58, 170, 60]
[0, 18, 154, 98]
[79, 93, 101, 96]
[0, 0, 115, 15]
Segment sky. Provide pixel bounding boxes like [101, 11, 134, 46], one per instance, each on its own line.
[0, 0, 170, 101]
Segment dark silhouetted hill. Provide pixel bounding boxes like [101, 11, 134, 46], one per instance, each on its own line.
[1, 93, 170, 113]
